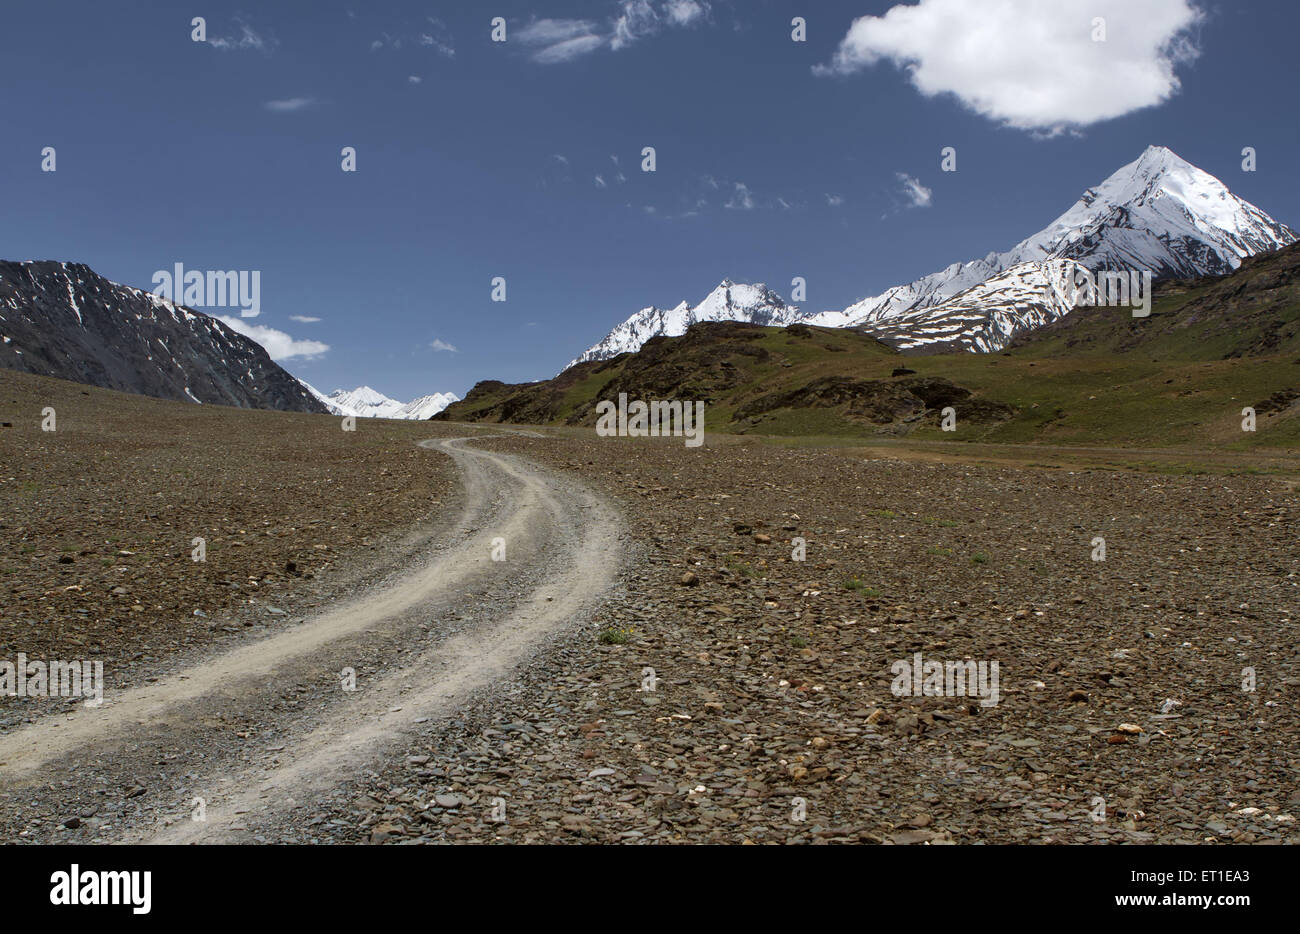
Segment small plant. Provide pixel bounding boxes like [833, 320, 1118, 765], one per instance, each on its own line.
[723, 556, 755, 578]
[598, 626, 631, 645]
[844, 577, 880, 597]
[928, 546, 953, 557]
[971, 551, 989, 565]
[790, 634, 809, 649]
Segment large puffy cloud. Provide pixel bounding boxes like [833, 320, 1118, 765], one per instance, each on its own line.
[218, 317, 329, 361]
[817, 0, 1203, 133]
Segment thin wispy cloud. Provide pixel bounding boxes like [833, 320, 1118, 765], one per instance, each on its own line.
[897, 173, 933, 209]
[725, 182, 755, 210]
[371, 17, 455, 57]
[420, 18, 456, 58]
[264, 97, 317, 113]
[208, 18, 275, 53]
[429, 338, 458, 353]
[816, 0, 1203, 134]
[408, 75, 422, 84]
[517, 18, 603, 63]
[219, 317, 328, 361]
[826, 193, 845, 207]
[611, 0, 658, 50]
[664, 0, 708, 26]
[595, 174, 608, 188]
[518, 1, 711, 64]
[289, 315, 321, 323]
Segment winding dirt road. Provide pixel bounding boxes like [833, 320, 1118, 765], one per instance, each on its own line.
[0, 435, 623, 843]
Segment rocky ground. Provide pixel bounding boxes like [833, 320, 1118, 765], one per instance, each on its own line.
[0, 368, 452, 731]
[2, 368, 1297, 844]
[313, 433, 1299, 845]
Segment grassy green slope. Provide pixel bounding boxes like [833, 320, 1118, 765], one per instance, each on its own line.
[439, 245, 1300, 451]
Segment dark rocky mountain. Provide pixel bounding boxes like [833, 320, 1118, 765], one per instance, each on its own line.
[0, 260, 325, 413]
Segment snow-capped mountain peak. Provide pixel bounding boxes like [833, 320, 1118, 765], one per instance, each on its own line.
[396, 393, 460, 420]
[561, 147, 1294, 366]
[801, 146, 1295, 347]
[327, 385, 405, 418]
[566, 279, 803, 369]
[298, 382, 459, 420]
[1022, 144, 1292, 275]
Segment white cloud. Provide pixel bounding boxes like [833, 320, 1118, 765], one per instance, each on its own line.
[595, 174, 608, 188]
[518, 2, 710, 64]
[816, 0, 1203, 133]
[421, 18, 456, 58]
[664, 0, 708, 27]
[725, 182, 755, 210]
[419, 33, 454, 57]
[897, 173, 932, 209]
[219, 317, 329, 361]
[373, 18, 455, 57]
[429, 339, 458, 353]
[209, 19, 274, 53]
[408, 75, 422, 84]
[825, 193, 845, 207]
[612, 0, 659, 50]
[552, 153, 569, 165]
[264, 97, 316, 113]
[532, 33, 606, 64]
[289, 315, 321, 323]
[518, 18, 600, 44]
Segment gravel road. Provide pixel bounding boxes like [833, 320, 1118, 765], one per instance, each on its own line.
[0, 436, 623, 843]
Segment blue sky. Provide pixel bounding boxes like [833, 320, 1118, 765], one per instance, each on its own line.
[2, 0, 1296, 399]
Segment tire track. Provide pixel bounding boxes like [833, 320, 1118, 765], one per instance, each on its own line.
[0, 435, 622, 843]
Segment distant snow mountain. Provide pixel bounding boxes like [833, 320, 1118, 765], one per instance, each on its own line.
[567, 280, 804, 369]
[395, 392, 461, 420]
[300, 382, 459, 420]
[324, 385, 406, 419]
[565, 147, 1296, 365]
[803, 146, 1296, 349]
